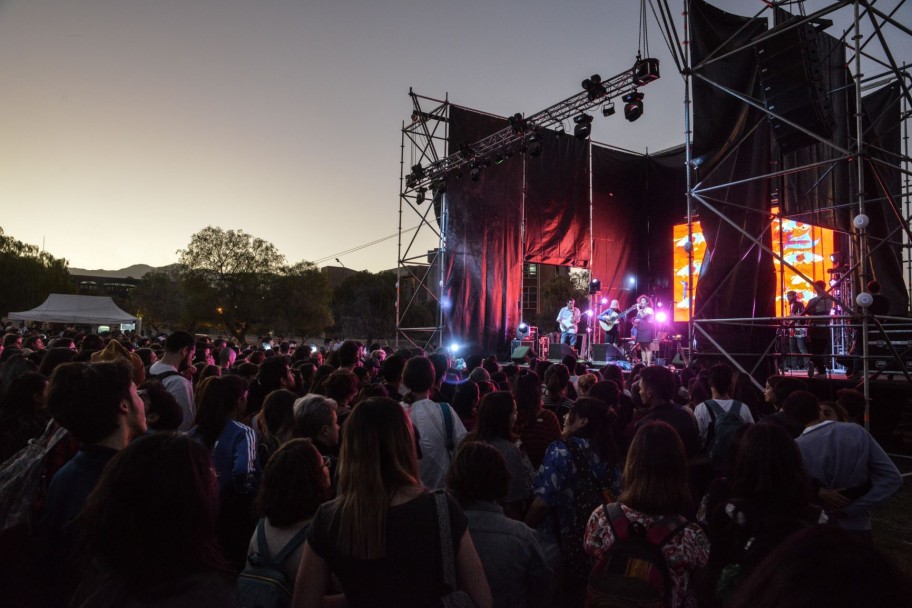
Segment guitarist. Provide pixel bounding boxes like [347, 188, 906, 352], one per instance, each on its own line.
[598, 299, 623, 345]
[556, 298, 582, 347]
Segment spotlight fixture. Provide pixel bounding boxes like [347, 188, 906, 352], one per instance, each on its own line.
[623, 91, 645, 122]
[460, 143, 476, 160]
[522, 134, 542, 158]
[517, 323, 530, 338]
[415, 187, 427, 205]
[581, 74, 608, 101]
[410, 163, 425, 180]
[508, 112, 527, 134]
[573, 113, 594, 139]
[589, 278, 601, 294]
[602, 102, 616, 117]
[494, 152, 505, 165]
[469, 162, 482, 182]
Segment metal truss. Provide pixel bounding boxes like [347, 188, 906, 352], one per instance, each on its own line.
[657, 0, 912, 428]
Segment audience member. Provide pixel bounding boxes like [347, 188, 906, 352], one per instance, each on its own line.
[148, 330, 197, 432]
[511, 370, 561, 469]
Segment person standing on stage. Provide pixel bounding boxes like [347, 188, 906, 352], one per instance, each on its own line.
[803, 280, 836, 378]
[556, 298, 581, 348]
[633, 295, 655, 366]
[598, 299, 622, 346]
[785, 290, 809, 372]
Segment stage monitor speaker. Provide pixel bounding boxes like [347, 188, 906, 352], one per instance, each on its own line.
[510, 346, 535, 362]
[548, 343, 577, 361]
[592, 343, 625, 362]
[755, 22, 836, 153]
[671, 353, 686, 367]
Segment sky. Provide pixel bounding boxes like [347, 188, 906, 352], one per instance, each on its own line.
[0, 0, 908, 273]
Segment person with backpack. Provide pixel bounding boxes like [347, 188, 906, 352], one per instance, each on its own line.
[584, 421, 709, 608]
[693, 364, 754, 473]
[525, 398, 621, 608]
[238, 438, 332, 608]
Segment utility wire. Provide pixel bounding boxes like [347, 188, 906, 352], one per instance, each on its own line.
[312, 226, 419, 265]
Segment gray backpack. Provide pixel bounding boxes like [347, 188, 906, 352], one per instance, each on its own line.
[236, 519, 309, 608]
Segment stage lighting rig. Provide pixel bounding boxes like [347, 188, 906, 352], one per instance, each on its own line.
[405, 56, 660, 192]
[623, 91, 644, 122]
[573, 113, 594, 139]
[415, 187, 427, 204]
[602, 102, 616, 117]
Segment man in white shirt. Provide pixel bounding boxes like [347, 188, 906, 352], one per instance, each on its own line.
[400, 356, 466, 490]
[556, 298, 581, 348]
[693, 363, 755, 446]
[148, 330, 196, 431]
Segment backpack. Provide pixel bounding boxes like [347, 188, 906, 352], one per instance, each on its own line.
[586, 503, 688, 608]
[561, 439, 613, 583]
[150, 370, 184, 381]
[704, 400, 746, 467]
[236, 519, 309, 608]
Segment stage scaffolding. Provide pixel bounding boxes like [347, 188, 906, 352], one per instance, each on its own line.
[662, 0, 912, 427]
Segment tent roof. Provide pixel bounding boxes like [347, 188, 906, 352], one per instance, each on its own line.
[8, 294, 138, 325]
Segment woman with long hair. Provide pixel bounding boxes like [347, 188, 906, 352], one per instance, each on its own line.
[511, 370, 560, 470]
[465, 391, 532, 519]
[525, 397, 620, 605]
[293, 397, 491, 607]
[73, 433, 234, 606]
[189, 374, 257, 571]
[542, 364, 574, 419]
[584, 421, 709, 608]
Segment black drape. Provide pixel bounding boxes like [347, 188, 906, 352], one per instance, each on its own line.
[445, 106, 524, 355]
[691, 0, 777, 369]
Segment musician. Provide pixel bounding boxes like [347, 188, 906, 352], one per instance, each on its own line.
[597, 299, 623, 345]
[556, 298, 581, 347]
[785, 290, 809, 371]
[803, 280, 836, 377]
[633, 295, 655, 366]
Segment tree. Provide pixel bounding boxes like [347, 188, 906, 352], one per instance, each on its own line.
[178, 227, 286, 342]
[535, 269, 590, 332]
[330, 271, 396, 342]
[267, 261, 333, 338]
[128, 266, 183, 334]
[0, 227, 73, 316]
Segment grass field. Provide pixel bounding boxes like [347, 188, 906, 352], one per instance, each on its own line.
[873, 454, 912, 577]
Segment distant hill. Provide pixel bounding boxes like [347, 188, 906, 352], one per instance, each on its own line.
[68, 264, 157, 279]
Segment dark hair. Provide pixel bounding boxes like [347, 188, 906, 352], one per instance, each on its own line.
[470, 391, 516, 442]
[401, 356, 435, 393]
[258, 357, 290, 392]
[782, 390, 820, 426]
[381, 354, 406, 383]
[569, 397, 618, 464]
[134, 347, 156, 368]
[262, 389, 297, 441]
[730, 424, 811, 511]
[255, 438, 329, 527]
[544, 364, 570, 400]
[324, 369, 358, 404]
[451, 380, 480, 422]
[338, 340, 361, 368]
[46, 362, 133, 443]
[729, 526, 912, 608]
[620, 421, 691, 515]
[600, 364, 625, 391]
[193, 375, 249, 449]
[163, 330, 194, 354]
[640, 365, 676, 402]
[80, 334, 105, 352]
[446, 441, 510, 504]
[511, 370, 542, 426]
[768, 376, 808, 408]
[428, 353, 449, 385]
[138, 380, 183, 431]
[709, 363, 733, 394]
[77, 433, 229, 592]
[588, 380, 619, 408]
[0, 372, 47, 416]
[835, 389, 866, 423]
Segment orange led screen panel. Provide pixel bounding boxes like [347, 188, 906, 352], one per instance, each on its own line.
[772, 215, 835, 316]
[673, 222, 704, 322]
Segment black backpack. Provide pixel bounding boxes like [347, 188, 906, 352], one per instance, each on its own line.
[236, 519, 309, 608]
[586, 503, 688, 608]
[704, 399, 746, 467]
[561, 439, 613, 583]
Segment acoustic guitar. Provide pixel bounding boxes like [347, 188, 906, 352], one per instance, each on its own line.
[598, 304, 638, 332]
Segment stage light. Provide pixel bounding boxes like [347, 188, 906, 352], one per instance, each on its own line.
[460, 143, 476, 159]
[602, 102, 616, 117]
[655, 311, 668, 323]
[628, 276, 636, 286]
[656, 301, 663, 308]
[494, 152, 505, 165]
[573, 113, 593, 139]
[623, 91, 645, 122]
[410, 163, 425, 180]
[582, 74, 607, 101]
[585, 309, 594, 317]
[469, 163, 482, 182]
[517, 323, 530, 338]
[589, 278, 601, 294]
[522, 134, 542, 158]
[508, 112, 527, 134]
[601, 298, 608, 305]
[449, 343, 460, 353]
[415, 187, 427, 205]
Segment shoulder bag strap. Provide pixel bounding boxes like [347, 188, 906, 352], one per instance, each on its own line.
[273, 520, 311, 564]
[437, 402, 454, 452]
[255, 518, 270, 559]
[434, 491, 458, 591]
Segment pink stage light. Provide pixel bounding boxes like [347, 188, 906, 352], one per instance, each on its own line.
[585, 309, 594, 316]
[655, 311, 668, 323]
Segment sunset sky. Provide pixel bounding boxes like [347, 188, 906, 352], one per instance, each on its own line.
[0, 0, 907, 273]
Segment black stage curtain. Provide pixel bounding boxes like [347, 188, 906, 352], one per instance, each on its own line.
[525, 131, 590, 267]
[445, 106, 524, 355]
[861, 83, 908, 315]
[591, 146, 641, 306]
[691, 0, 777, 369]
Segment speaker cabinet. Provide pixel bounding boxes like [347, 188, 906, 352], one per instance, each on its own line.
[592, 343, 625, 362]
[548, 343, 577, 361]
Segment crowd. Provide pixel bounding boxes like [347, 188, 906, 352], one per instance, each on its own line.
[0, 325, 909, 608]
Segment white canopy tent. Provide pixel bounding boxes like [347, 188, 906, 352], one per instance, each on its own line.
[8, 294, 138, 326]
